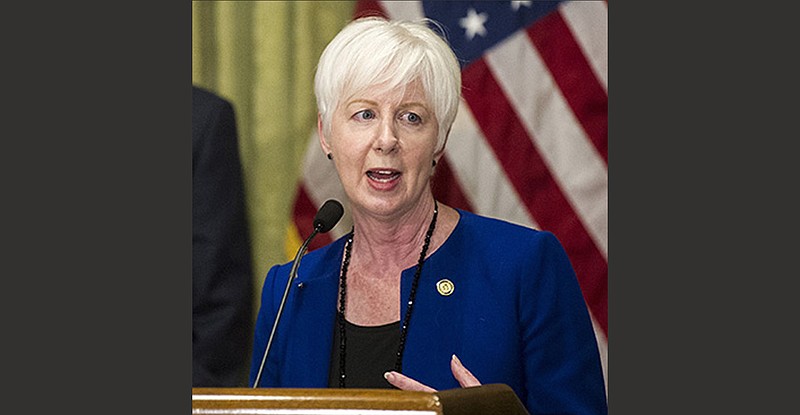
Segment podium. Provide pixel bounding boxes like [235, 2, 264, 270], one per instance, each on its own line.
[192, 384, 529, 415]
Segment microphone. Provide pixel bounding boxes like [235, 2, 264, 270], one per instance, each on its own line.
[313, 199, 344, 233]
[252, 199, 344, 388]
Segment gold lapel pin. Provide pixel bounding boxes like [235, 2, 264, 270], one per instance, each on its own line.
[436, 279, 455, 296]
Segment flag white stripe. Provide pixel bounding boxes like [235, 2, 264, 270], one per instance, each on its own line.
[380, 1, 425, 21]
[447, 100, 538, 229]
[560, 1, 608, 91]
[301, 132, 353, 240]
[485, 30, 608, 258]
[590, 311, 609, 395]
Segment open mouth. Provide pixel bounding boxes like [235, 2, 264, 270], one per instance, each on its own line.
[366, 169, 401, 182]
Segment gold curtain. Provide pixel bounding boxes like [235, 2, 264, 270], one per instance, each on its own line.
[192, 1, 356, 314]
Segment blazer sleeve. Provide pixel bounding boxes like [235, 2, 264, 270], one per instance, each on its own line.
[519, 231, 607, 414]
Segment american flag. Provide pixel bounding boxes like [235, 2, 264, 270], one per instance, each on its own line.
[289, 0, 608, 387]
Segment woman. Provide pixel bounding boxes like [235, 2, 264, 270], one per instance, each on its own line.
[250, 16, 607, 415]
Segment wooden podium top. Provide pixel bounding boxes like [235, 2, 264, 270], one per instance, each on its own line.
[192, 387, 443, 414]
[191, 384, 529, 415]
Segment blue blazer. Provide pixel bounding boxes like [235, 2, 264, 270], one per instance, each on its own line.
[250, 209, 607, 415]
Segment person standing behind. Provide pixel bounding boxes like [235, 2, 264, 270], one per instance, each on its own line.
[193, 85, 254, 387]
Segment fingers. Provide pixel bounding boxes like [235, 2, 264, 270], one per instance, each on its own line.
[450, 354, 481, 388]
[384, 354, 481, 391]
[384, 371, 437, 392]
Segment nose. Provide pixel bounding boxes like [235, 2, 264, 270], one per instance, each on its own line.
[373, 118, 399, 154]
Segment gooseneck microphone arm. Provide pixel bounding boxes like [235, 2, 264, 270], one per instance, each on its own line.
[252, 199, 343, 388]
[251, 226, 318, 388]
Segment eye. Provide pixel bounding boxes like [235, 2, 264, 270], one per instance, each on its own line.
[354, 109, 376, 121]
[401, 112, 422, 124]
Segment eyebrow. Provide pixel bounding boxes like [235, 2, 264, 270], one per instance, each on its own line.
[345, 99, 430, 111]
[345, 99, 378, 107]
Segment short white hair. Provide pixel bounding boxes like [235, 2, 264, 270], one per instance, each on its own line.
[314, 16, 462, 152]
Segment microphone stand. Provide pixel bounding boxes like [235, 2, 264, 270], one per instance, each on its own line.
[251, 225, 321, 388]
[251, 199, 342, 388]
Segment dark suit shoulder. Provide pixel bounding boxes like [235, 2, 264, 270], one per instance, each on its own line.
[192, 85, 237, 151]
[194, 84, 225, 103]
[193, 85, 233, 119]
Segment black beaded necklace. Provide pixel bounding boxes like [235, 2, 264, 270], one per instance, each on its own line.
[336, 200, 439, 388]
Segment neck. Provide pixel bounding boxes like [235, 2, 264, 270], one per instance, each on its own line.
[335, 199, 441, 385]
[349, 198, 438, 274]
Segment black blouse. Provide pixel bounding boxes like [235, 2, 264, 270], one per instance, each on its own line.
[327, 317, 401, 389]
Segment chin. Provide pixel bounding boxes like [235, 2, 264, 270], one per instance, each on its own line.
[357, 195, 408, 218]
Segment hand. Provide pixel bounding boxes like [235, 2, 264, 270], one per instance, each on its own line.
[384, 354, 481, 391]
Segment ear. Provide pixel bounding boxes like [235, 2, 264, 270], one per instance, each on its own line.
[318, 113, 332, 155]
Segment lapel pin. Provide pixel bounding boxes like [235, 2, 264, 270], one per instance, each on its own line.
[436, 279, 455, 296]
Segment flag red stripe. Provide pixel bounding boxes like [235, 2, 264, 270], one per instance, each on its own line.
[354, 0, 387, 19]
[292, 185, 333, 252]
[461, 58, 607, 332]
[431, 156, 475, 213]
[526, 11, 608, 163]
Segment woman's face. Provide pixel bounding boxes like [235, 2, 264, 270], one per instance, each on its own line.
[320, 80, 441, 219]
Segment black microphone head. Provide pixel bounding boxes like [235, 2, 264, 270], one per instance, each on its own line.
[313, 199, 344, 233]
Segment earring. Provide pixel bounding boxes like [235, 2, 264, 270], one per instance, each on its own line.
[327, 153, 333, 160]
